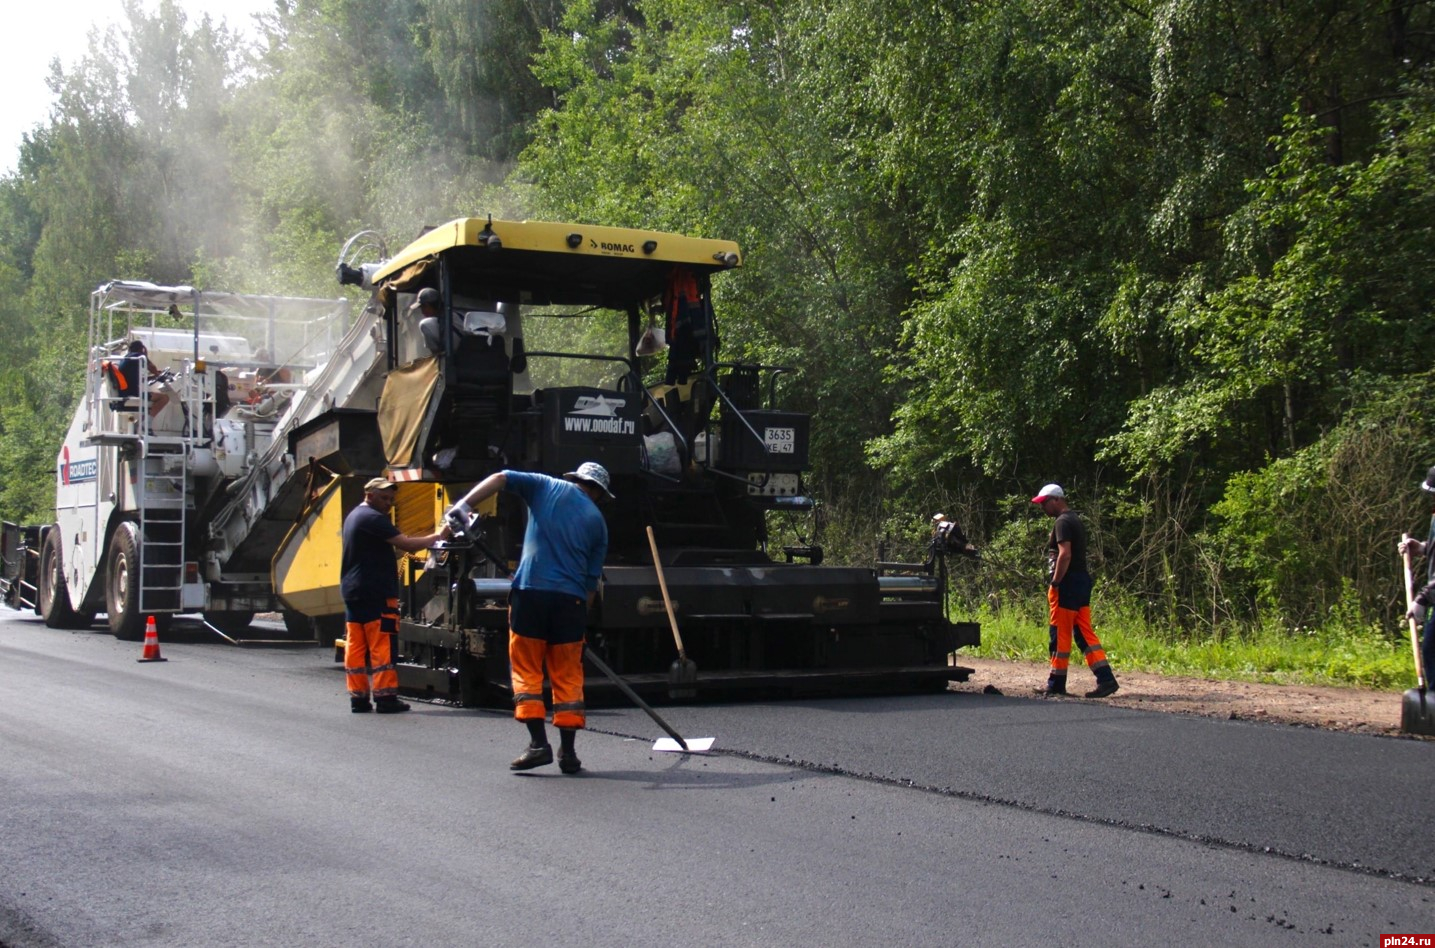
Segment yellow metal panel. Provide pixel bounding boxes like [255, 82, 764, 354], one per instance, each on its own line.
[373, 218, 742, 283]
[395, 482, 439, 540]
[271, 476, 347, 616]
[432, 483, 496, 519]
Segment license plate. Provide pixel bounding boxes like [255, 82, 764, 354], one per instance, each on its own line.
[764, 427, 795, 454]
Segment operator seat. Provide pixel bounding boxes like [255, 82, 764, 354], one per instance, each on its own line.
[102, 359, 141, 413]
[449, 331, 512, 420]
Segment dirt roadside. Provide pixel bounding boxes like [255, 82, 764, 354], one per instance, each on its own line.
[950, 657, 1432, 739]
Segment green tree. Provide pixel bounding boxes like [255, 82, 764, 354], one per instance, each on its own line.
[423, 0, 565, 160]
[522, 0, 923, 526]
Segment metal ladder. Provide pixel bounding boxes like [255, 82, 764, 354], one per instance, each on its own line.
[136, 440, 189, 615]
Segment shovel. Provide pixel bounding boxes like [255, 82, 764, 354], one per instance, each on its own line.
[646, 525, 698, 699]
[1399, 535, 1435, 735]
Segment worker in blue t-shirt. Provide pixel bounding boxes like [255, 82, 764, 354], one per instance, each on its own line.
[446, 462, 611, 774]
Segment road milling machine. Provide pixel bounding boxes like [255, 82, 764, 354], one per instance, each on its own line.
[0, 282, 357, 639]
[0, 217, 978, 703]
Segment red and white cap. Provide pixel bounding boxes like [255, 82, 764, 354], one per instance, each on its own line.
[1031, 483, 1064, 504]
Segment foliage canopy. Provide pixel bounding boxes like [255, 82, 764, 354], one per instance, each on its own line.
[3, 0, 1434, 641]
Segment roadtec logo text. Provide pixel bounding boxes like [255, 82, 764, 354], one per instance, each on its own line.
[61, 446, 98, 486]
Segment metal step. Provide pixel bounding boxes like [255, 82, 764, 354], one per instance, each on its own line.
[138, 453, 189, 615]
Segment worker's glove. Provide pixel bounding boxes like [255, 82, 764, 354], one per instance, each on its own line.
[1409, 602, 1428, 625]
[444, 500, 473, 535]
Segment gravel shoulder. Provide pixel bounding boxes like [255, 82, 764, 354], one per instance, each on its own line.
[951, 657, 1429, 738]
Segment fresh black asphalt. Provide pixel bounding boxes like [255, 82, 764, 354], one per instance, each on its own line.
[1, 612, 1431, 946]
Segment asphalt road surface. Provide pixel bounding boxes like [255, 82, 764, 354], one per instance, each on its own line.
[1, 610, 1432, 947]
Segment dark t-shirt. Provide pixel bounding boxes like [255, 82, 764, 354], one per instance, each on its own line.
[1046, 510, 1088, 579]
[340, 503, 401, 621]
[1425, 513, 1435, 584]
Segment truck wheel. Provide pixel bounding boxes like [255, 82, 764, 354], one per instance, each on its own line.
[203, 610, 255, 635]
[38, 528, 85, 629]
[105, 524, 145, 641]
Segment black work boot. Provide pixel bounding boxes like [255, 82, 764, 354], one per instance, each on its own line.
[374, 696, 411, 714]
[558, 727, 581, 774]
[1034, 675, 1067, 696]
[350, 696, 373, 713]
[1085, 679, 1120, 699]
[510, 743, 554, 771]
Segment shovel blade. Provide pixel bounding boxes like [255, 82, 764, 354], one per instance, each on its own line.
[668, 657, 698, 700]
[653, 736, 716, 753]
[1401, 688, 1435, 736]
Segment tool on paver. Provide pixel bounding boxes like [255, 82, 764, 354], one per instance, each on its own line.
[1399, 535, 1435, 735]
[583, 647, 715, 753]
[646, 526, 697, 699]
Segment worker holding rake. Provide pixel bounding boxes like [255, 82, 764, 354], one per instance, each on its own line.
[447, 462, 612, 774]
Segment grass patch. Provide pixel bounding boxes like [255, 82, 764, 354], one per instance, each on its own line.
[961, 597, 1415, 692]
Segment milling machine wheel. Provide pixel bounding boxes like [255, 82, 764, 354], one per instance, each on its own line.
[38, 527, 88, 629]
[105, 524, 146, 641]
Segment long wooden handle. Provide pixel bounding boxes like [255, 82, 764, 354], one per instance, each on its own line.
[646, 525, 686, 658]
[583, 647, 688, 750]
[1403, 534, 1426, 689]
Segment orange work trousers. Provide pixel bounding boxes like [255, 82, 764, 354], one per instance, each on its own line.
[510, 633, 586, 729]
[1046, 579, 1113, 683]
[508, 587, 588, 729]
[345, 599, 399, 699]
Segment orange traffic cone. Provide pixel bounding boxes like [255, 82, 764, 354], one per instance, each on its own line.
[137, 615, 167, 663]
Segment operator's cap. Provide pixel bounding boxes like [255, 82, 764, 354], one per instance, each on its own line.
[564, 461, 615, 499]
[1423, 466, 1435, 493]
[406, 287, 441, 313]
[364, 476, 397, 492]
[1031, 483, 1065, 504]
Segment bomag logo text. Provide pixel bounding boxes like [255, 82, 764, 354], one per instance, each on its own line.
[590, 239, 636, 254]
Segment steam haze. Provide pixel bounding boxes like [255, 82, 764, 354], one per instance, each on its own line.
[0, 0, 276, 175]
